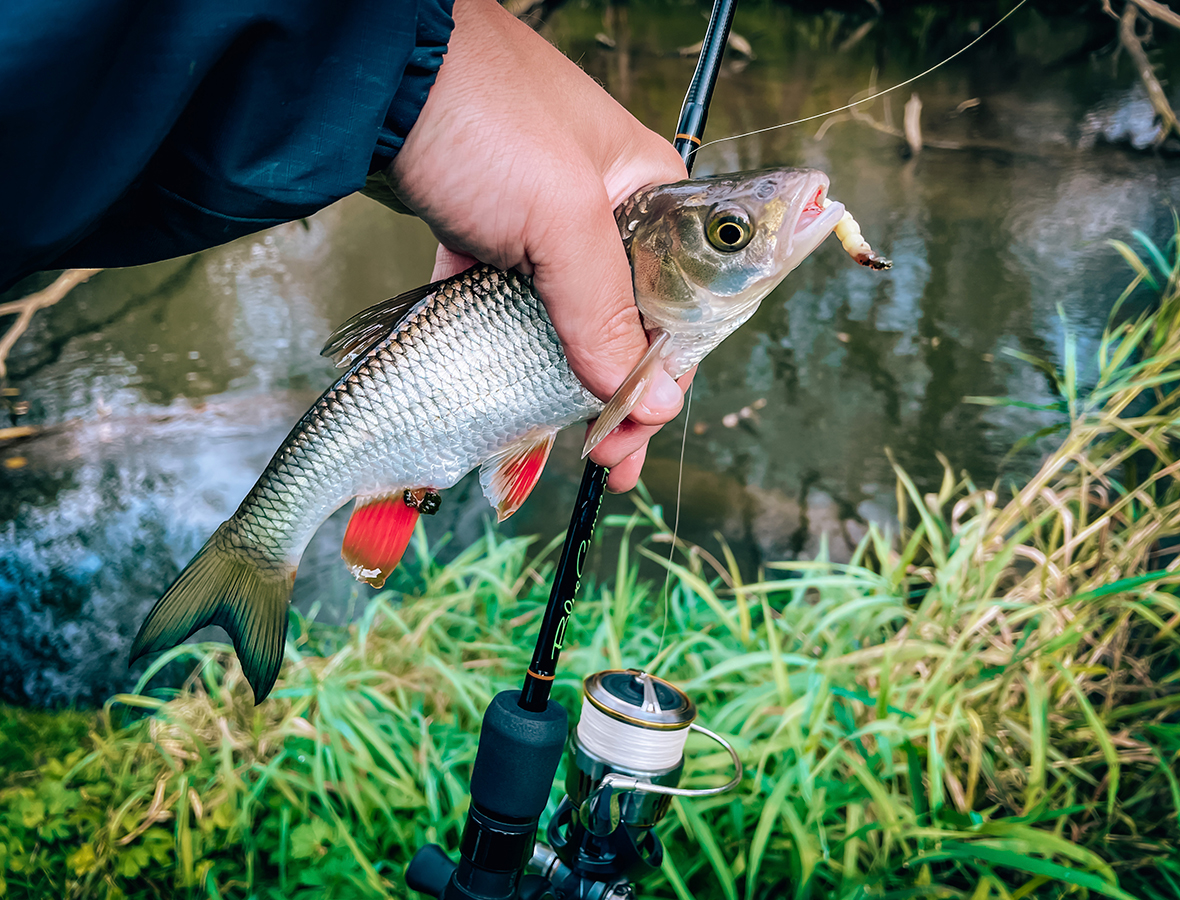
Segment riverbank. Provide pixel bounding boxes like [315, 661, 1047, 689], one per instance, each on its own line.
[3, 245, 1179, 900]
[9, 0, 1180, 709]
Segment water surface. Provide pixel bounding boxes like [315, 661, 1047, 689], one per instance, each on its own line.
[2, 3, 1177, 705]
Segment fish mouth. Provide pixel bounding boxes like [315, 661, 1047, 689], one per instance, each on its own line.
[782, 174, 845, 271]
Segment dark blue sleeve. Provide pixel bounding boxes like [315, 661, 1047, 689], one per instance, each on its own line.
[0, 0, 454, 289]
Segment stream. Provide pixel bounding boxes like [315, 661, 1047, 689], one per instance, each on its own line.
[2, 2, 1178, 705]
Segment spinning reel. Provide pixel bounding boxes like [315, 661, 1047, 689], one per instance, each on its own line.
[533, 671, 742, 900]
[405, 671, 742, 900]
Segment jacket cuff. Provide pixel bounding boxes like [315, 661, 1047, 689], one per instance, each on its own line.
[370, 0, 455, 173]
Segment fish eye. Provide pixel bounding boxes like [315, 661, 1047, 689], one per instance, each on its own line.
[706, 208, 753, 252]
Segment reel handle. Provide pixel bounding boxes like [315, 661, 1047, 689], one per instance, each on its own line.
[405, 844, 457, 898]
[406, 691, 567, 900]
[407, 846, 555, 900]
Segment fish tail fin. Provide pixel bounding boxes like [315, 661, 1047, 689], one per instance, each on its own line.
[130, 524, 294, 704]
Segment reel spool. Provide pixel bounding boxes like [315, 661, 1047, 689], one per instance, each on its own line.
[534, 671, 742, 898]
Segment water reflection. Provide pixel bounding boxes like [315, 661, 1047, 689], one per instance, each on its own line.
[3, 4, 1178, 705]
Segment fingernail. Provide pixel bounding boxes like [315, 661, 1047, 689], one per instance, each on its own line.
[641, 369, 682, 415]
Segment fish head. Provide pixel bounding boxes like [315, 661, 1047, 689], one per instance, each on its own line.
[618, 167, 845, 373]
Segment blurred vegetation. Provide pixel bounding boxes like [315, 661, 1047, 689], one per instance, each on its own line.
[2, 237, 1180, 898]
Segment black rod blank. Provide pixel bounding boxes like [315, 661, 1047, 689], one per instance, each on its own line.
[518, 0, 738, 713]
[519, 462, 608, 710]
[674, 0, 737, 174]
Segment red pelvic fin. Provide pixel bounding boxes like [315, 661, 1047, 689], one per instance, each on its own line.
[342, 492, 422, 589]
[479, 428, 558, 522]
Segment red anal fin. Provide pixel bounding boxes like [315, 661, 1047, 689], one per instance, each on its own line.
[342, 492, 421, 589]
[479, 428, 558, 522]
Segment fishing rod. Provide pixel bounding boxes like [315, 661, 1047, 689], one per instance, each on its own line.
[516, 2, 736, 714]
[519, 0, 735, 715]
[404, 4, 742, 899]
[400, 1, 1041, 892]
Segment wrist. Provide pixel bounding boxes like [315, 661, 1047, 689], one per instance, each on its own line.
[369, 0, 457, 175]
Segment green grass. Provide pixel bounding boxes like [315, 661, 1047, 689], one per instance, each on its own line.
[4, 240, 1180, 899]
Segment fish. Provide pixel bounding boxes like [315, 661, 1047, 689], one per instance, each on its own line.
[130, 167, 860, 703]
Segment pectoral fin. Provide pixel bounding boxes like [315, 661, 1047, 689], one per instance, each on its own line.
[480, 428, 558, 522]
[581, 330, 671, 459]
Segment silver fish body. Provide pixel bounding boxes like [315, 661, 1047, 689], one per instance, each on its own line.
[228, 268, 601, 568]
[131, 167, 849, 702]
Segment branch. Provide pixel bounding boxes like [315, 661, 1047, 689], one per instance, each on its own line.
[1130, 0, 1180, 30]
[1119, 3, 1180, 148]
[903, 93, 924, 156]
[0, 268, 101, 379]
[838, 19, 876, 54]
[817, 84, 961, 151]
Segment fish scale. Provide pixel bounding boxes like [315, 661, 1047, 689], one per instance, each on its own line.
[130, 167, 858, 702]
[226, 267, 601, 568]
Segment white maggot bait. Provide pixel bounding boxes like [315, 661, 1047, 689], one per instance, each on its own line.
[822, 197, 892, 270]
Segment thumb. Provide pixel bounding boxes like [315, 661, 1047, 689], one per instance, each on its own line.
[528, 185, 648, 408]
[430, 244, 479, 281]
[529, 185, 682, 434]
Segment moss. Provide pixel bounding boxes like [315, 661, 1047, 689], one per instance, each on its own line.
[0, 707, 97, 777]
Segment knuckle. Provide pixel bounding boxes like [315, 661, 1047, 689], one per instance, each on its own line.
[600, 303, 643, 346]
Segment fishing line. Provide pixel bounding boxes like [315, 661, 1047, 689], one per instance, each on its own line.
[696, 0, 1029, 154]
[577, 695, 691, 769]
[655, 381, 693, 665]
[647, 2, 1028, 666]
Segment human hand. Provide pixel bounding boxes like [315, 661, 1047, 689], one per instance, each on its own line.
[387, 0, 690, 492]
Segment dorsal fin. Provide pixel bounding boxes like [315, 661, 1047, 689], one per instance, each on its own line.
[321, 283, 438, 368]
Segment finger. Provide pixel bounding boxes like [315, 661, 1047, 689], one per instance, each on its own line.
[606, 444, 648, 493]
[588, 418, 658, 472]
[631, 367, 684, 426]
[607, 366, 689, 429]
[590, 366, 697, 462]
[529, 180, 650, 403]
[431, 244, 480, 281]
[601, 134, 687, 208]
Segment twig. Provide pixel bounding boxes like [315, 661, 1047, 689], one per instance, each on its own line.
[818, 85, 961, 150]
[903, 93, 923, 155]
[1130, 0, 1180, 30]
[679, 31, 754, 60]
[0, 268, 101, 379]
[0, 426, 38, 441]
[837, 19, 876, 54]
[814, 113, 852, 141]
[850, 89, 908, 139]
[1119, 3, 1180, 148]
